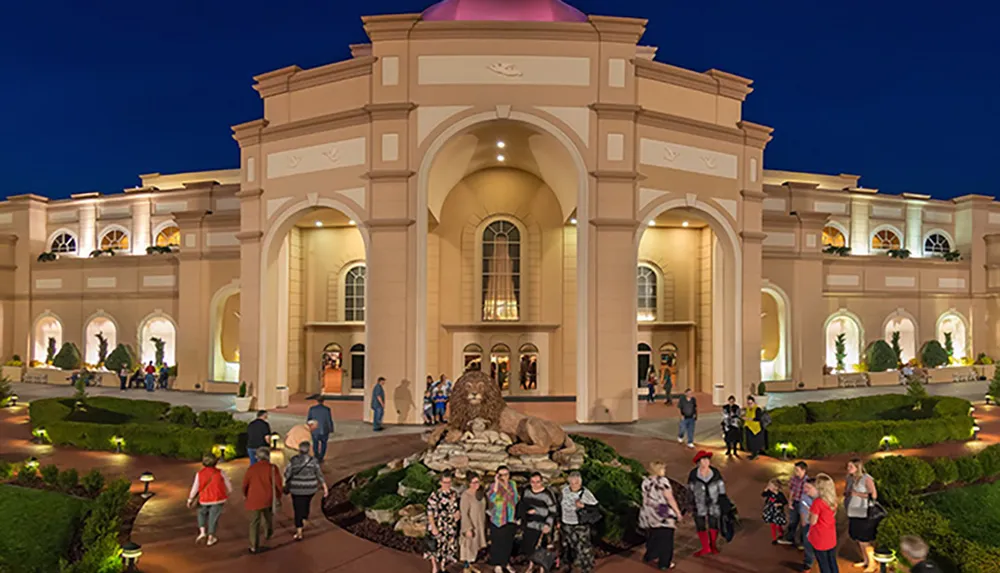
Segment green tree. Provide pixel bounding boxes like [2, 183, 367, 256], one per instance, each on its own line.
[943, 332, 954, 360]
[95, 332, 109, 367]
[52, 342, 83, 370]
[103, 344, 136, 373]
[835, 333, 847, 372]
[151, 337, 166, 367]
[989, 365, 1000, 403]
[46, 337, 57, 364]
[866, 340, 898, 373]
[890, 331, 903, 367]
[920, 340, 950, 369]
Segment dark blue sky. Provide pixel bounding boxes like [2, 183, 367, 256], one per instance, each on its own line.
[3, 0, 996, 200]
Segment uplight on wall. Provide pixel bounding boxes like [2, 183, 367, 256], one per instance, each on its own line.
[349, 220, 356, 225]
[496, 141, 506, 149]
[647, 220, 655, 227]
[682, 221, 690, 227]
[496, 154, 505, 162]
[570, 218, 577, 225]
[314, 221, 323, 227]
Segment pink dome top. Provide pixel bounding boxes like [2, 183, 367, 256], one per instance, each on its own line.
[422, 0, 587, 22]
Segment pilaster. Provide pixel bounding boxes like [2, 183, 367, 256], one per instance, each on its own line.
[850, 196, 871, 255]
[8, 195, 48, 361]
[174, 210, 208, 391]
[905, 201, 923, 256]
[131, 200, 151, 255]
[954, 195, 991, 295]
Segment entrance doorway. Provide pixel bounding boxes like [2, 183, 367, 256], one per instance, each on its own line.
[490, 343, 511, 392]
[322, 343, 343, 394]
[350, 343, 365, 390]
[638, 342, 652, 387]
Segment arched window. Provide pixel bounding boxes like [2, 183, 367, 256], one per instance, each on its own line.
[822, 225, 846, 248]
[50, 232, 78, 254]
[924, 233, 951, 256]
[937, 311, 967, 361]
[155, 225, 180, 247]
[637, 265, 657, 322]
[825, 312, 863, 372]
[463, 343, 483, 372]
[99, 228, 130, 252]
[518, 343, 539, 390]
[870, 228, 901, 252]
[344, 265, 366, 322]
[482, 220, 520, 321]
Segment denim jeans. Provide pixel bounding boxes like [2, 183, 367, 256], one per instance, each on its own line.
[785, 506, 802, 544]
[372, 407, 384, 431]
[802, 523, 814, 568]
[247, 447, 259, 465]
[312, 432, 329, 461]
[197, 503, 224, 535]
[814, 548, 839, 573]
[678, 418, 695, 445]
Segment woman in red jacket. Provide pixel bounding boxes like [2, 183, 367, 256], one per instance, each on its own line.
[186, 454, 233, 547]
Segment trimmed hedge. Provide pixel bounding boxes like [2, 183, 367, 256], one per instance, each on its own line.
[866, 340, 898, 372]
[29, 397, 246, 461]
[921, 340, 950, 369]
[767, 395, 974, 458]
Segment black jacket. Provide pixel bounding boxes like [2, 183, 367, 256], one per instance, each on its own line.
[247, 418, 271, 449]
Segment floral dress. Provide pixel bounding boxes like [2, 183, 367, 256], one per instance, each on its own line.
[761, 490, 788, 526]
[425, 488, 460, 565]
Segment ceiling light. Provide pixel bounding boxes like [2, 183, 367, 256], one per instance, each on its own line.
[648, 220, 655, 227]
[497, 141, 506, 149]
[570, 218, 577, 225]
[314, 221, 323, 227]
[496, 154, 505, 162]
[682, 221, 689, 227]
[349, 219, 356, 225]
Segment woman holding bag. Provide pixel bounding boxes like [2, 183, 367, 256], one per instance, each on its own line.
[846, 459, 879, 571]
[186, 453, 233, 547]
[639, 461, 682, 570]
[284, 440, 328, 541]
[559, 471, 599, 573]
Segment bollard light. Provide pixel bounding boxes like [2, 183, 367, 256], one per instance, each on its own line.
[111, 436, 125, 453]
[139, 471, 155, 498]
[9, 394, 17, 407]
[973, 422, 982, 440]
[31, 427, 49, 444]
[25, 457, 39, 471]
[872, 547, 896, 573]
[121, 540, 142, 571]
[269, 433, 281, 450]
[987, 394, 993, 405]
[879, 435, 898, 452]
[777, 442, 791, 460]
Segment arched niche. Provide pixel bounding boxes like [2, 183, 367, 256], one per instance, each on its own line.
[210, 284, 241, 382]
[825, 311, 864, 372]
[83, 313, 118, 367]
[883, 310, 917, 364]
[138, 313, 177, 366]
[936, 311, 968, 361]
[760, 284, 790, 381]
[33, 313, 63, 363]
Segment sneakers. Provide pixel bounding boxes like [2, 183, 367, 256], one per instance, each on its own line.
[677, 437, 684, 444]
[687, 443, 695, 449]
[777, 539, 794, 546]
[206, 536, 218, 547]
[195, 532, 207, 544]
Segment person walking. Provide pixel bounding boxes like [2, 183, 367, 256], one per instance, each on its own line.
[783, 461, 809, 547]
[486, 466, 519, 573]
[519, 472, 557, 573]
[676, 388, 697, 449]
[307, 396, 335, 462]
[761, 478, 789, 545]
[118, 365, 129, 391]
[284, 419, 317, 458]
[900, 536, 944, 573]
[743, 396, 766, 460]
[246, 411, 271, 465]
[639, 461, 682, 571]
[845, 459, 878, 571]
[721, 395, 742, 457]
[284, 441, 327, 541]
[186, 453, 233, 547]
[460, 473, 487, 573]
[426, 471, 461, 573]
[661, 358, 674, 405]
[646, 367, 658, 404]
[372, 376, 386, 431]
[687, 450, 725, 557]
[242, 446, 283, 554]
[560, 471, 598, 573]
[806, 474, 839, 573]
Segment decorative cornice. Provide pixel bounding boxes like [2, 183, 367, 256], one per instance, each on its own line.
[364, 169, 415, 182]
[230, 119, 268, 147]
[637, 109, 745, 146]
[705, 69, 754, 100]
[6, 194, 48, 204]
[902, 192, 931, 201]
[738, 121, 774, 150]
[633, 59, 753, 102]
[70, 191, 101, 200]
[407, 20, 598, 42]
[236, 230, 263, 243]
[953, 194, 995, 205]
[590, 170, 645, 182]
[590, 218, 639, 229]
[234, 188, 264, 200]
[366, 218, 415, 229]
[253, 57, 376, 99]
[740, 189, 767, 202]
[172, 209, 211, 223]
[364, 102, 417, 121]
[361, 13, 422, 42]
[589, 102, 641, 121]
[233, 108, 370, 147]
[740, 230, 767, 242]
[32, 254, 179, 270]
[587, 15, 648, 44]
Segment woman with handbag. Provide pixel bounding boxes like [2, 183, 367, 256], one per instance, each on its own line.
[460, 473, 487, 573]
[688, 450, 726, 556]
[639, 461, 682, 570]
[186, 453, 233, 547]
[283, 440, 328, 541]
[559, 471, 599, 573]
[426, 471, 461, 573]
[845, 459, 879, 571]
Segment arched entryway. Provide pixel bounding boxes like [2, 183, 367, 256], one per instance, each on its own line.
[209, 282, 241, 382]
[760, 283, 791, 381]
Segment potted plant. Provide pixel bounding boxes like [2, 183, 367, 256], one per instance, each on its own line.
[755, 381, 769, 408]
[2, 355, 24, 382]
[887, 248, 911, 259]
[36, 251, 58, 263]
[822, 245, 851, 257]
[234, 381, 252, 412]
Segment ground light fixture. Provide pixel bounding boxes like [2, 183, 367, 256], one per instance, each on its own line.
[121, 541, 142, 571]
[31, 427, 49, 444]
[777, 442, 793, 460]
[8, 394, 17, 406]
[111, 436, 126, 453]
[879, 435, 898, 451]
[269, 433, 281, 449]
[987, 393, 994, 405]
[139, 471, 155, 498]
[872, 547, 896, 573]
[973, 421, 981, 439]
[25, 457, 39, 471]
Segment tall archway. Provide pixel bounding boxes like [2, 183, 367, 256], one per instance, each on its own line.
[259, 200, 369, 403]
[883, 309, 918, 364]
[825, 310, 864, 372]
[417, 109, 590, 420]
[637, 197, 743, 405]
[209, 282, 241, 382]
[936, 310, 968, 361]
[83, 312, 118, 367]
[33, 313, 63, 363]
[761, 284, 790, 381]
[138, 312, 176, 366]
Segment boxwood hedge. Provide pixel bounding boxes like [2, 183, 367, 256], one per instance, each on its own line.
[29, 397, 246, 461]
[767, 395, 973, 458]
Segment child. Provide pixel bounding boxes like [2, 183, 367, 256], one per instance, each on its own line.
[433, 386, 448, 424]
[762, 478, 789, 544]
[645, 368, 657, 403]
[423, 387, 435, 425]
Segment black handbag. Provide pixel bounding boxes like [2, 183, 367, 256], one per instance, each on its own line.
[867, 500, 887, 522]
[529, 533, 558, 572]
[424, 535, 438, 554]
[574, 489, 602, 525]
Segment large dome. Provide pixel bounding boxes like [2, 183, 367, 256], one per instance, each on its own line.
[422, 0, 587, 22]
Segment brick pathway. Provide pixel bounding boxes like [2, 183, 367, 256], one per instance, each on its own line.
[3, 394, 996, 573]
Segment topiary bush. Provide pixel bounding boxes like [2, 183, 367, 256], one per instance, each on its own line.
[865, 340, 898, 372]
[921, 340, 950, 369]
[103, 343, 136, 374]
[57, 468, 79, 492]
[165, 405, 197, 426]
[930, 457, 959, 486]
[51, 342, 83, 370]
[956, 456, 983, 484]
[81, 469, 105, 497]
[39, 464, 60, 486]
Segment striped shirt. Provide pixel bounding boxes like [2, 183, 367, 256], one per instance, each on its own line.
[521, 487, 558, 531]
[283, 454, 326, 497]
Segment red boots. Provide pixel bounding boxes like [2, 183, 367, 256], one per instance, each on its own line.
[709, 529, 720, 554]
[694, 531, 712, 556]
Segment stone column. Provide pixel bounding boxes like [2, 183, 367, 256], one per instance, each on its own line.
[904, 201, 923, 256]
[131, 200, 151, 255]
[173, 210, 207, 391]
[78, 203, 96, 256]
[850, 196, 871, 255]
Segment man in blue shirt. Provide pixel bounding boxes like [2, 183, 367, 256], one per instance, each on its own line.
[371, 376, 386, 432]
[307, 396, 335, 462]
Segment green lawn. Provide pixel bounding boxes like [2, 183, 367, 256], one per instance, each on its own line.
[927, 480, 1000, 548]
[0, 485, 91, 573]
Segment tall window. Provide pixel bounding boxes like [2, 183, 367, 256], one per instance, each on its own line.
[637, 265, 657, 322]
[482, 220, 520, 321]
[822, 225, 846, 248]
[924, 233, 951, 256]
[100, 228, 130, 251]
[344, 265, 366, 322]
[870, 228, 901, 252]
[155, 225, 180, 247]
[50, 232, 77, 254]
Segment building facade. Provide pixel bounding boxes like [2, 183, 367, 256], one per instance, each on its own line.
[1, 0, 996, 423]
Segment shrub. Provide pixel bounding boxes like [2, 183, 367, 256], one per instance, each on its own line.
[989, 367, 1000, 402]
[15, 464, 40, 487]
[977, 444, 1000, 478]
[40, 464, 60, 486]
[81, 469, 105, 497]
[399, 464, 436, 493]
[767, 416, 973, 458]
[57, 468, 79, 492]
[62, 477, 131, 573]
[930, 457, 959, 486]
[906, 377, 929, 399]
[866, 456, 935, 506]
[350, 467, 406, 509]
[865, 340, 898, 372]
[0, 375, 12, 407]
[921, 340, 950, 369]
[196, 410, 238, 429]
[51, 343, 83, 370]
[956, 456, 983, 483]
[165, 405, 197, 426]
[103, 343, 136, 374]
[976, 353, 995, 365]
[0, 460, 13, 480]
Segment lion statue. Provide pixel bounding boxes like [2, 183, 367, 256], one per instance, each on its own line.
[427, 370, 577, 458]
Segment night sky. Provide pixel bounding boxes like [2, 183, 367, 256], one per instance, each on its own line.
[3, 0, 996, 200]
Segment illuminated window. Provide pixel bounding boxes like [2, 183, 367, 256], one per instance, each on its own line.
[50, 232, 77, 254]
[822, 226, 846, 248]
[99, 228, 130, 251]
[155, 225, 180, 247]
[923, 233, 950, 256]
[482, 220, 520, 321]
[344, 265, 366, 322]
[637, 265, 657, 322]
[870, 228, 901, 252]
